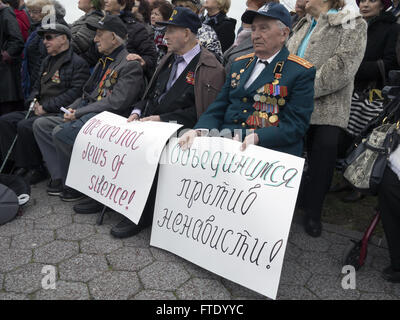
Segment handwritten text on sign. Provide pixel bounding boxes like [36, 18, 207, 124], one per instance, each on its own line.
[66, 111, 182, 224]
[151, 137, 304, 299]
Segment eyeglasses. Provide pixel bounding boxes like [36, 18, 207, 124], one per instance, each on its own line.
[43, 34, 61, 41]
[28, 9, 42, 14]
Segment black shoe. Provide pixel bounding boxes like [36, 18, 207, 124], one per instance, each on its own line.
[110, 216, 145, 239]
[60, 187, 85, 202]
[14, 167, 28, 177]
[382, 266, 400, 283]
[304, 216, 322, 238]
[24, 168, 48, 185]
[329, 181, 352, 193]
[341, 190, 365, 203]
[73, 198, 106, 214]
[47, 179, 63, 196]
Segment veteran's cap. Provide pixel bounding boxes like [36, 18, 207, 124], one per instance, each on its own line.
[87, 15, 128, 40]
[241, 2, 292, 29]
[37, 23, 72, 40]
[157, 6, 202, 34]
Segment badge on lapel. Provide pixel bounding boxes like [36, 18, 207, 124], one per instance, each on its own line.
[51, 70, 61, 84]
[186, 71, 195, 85]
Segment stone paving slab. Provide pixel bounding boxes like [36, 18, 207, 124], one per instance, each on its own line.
[0, 181, 399, 300]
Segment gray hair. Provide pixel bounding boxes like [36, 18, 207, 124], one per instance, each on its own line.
[114, 34, 126, 46]
[276, 19, 290, 42]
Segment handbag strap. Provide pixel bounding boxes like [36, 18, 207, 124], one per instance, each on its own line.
[377, 59, 386, 87]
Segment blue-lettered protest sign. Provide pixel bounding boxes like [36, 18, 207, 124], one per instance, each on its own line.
[66, 111, 182, 224]
[150, 137, 304, 299]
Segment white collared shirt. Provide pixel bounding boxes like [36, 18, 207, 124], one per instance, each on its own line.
[244, 50, 281, 90]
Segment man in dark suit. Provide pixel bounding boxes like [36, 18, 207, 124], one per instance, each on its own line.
[179, 3, 316, 157]
[32, 15, 144, 201]
[73, 7, 226, 239]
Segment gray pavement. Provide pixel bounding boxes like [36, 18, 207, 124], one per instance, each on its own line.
[0, 181, 399, 300]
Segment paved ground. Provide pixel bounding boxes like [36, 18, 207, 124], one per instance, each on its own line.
[0, 181, 399, 300]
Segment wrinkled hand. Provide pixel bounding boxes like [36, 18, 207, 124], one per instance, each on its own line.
[34, 102, 46, 116]
[239, 132, 259, 151]
[178, 130, 199, 151]
[1, 51, 13, 64]
[63, 108, 76, 122]
[127, 113, 140, 122]
[126, 53, 146, 67]
[140, 115, 161, 122]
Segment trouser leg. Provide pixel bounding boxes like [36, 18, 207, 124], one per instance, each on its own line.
[302, 125, 341, 221]
[379, 166, 400, 270]
[14, 116, 42, 168]
[32, 116, 64, 180]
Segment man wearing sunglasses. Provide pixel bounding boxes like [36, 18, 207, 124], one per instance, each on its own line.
[33, 15, 145, 202]
[0, 23, 90, 184]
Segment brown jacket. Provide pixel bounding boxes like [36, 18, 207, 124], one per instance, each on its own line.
[142, 46, 226, 119]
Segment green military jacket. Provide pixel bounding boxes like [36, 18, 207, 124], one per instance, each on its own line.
[194, 46, 316, 157]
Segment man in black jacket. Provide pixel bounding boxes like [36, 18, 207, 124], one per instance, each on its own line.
[0, 24, 90, 184]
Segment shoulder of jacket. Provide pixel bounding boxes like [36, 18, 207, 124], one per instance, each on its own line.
[287, 54, 314, 69]
[234, 52, 255, 62]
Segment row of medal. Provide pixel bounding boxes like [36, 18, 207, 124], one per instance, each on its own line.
[246, 84, 288, 129]
[97, 70, 118, 101]
[231, 68, 246, 88]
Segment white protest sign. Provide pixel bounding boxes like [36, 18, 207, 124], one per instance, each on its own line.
[151, 137, 304, 300]
[66, 111, 182, 224]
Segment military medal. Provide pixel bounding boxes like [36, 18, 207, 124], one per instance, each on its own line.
[269, 115, 279, 125]
[254, 94, 261, 102]
[271, 97, 278, 105]
[105, 80, 112, 88]
[272, 79, 279, 85]
[278, 86, 288, 106]
[236, 75, 240, 80]
[260, 95, 267, 103]
[232, 73, 237, 78]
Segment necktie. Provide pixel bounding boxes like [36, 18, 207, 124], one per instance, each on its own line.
[166, 55, 185, 91]
[259, 60, 269, 66]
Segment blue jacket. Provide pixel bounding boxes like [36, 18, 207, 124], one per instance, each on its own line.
[194, 46, 316, 157]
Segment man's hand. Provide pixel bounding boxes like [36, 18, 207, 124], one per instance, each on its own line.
[63, 108, 76, 122]
[126, 53, 146, 67]
[140, 115, 161, 122]
[1, 50, 12, 64]
[240, 132, 259, 151]
[34, 102, 46, 116]
[127, 113, 140, 122]
[178, 130, 199, 151]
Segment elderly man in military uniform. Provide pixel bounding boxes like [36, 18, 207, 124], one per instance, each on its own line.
[179, 3, 316, 157]
[32, 15, 145, 202]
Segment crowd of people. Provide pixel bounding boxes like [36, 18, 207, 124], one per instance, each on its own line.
[0, 0, 400, 284]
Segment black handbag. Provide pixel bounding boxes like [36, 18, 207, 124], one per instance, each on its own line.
[343, 121, 400, 195]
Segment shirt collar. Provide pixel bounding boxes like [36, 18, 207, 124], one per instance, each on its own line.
[179, 44, 201, 65]
[257, 49, 281, 65]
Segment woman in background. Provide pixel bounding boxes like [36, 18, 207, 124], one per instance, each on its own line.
[287, 0, 367, 237]
[202, 0, 236, 52]
[150, 0, 173, 63]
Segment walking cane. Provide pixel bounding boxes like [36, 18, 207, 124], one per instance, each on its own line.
[0, 98, 37, 174]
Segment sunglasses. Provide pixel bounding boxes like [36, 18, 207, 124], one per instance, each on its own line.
[43, 34, 61, 41]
